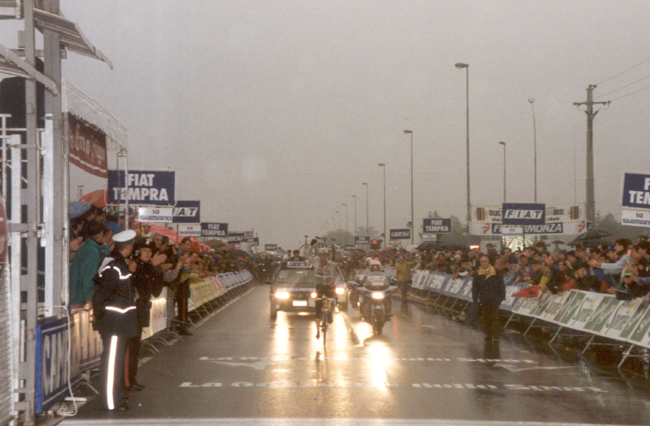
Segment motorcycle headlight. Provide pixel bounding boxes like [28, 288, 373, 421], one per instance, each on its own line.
[310, 292, 318, 299]
[335, 287, 345, 295]
[371, 292, 385, 300]
[275, 291, 290, 300]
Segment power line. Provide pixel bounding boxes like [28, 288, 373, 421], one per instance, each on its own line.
[609, 83, 650, 102]
[595, 56, 650, 85]
[596, 72, 650, 99]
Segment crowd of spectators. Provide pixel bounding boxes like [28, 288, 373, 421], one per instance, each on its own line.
[67, 200, 259, 317]
[322, 235, 650, 303]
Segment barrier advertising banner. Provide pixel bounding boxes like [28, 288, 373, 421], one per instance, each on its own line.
[423, 218, 452, 234]
[107, 170, 176, 206]
[469, 220, 591, 236]
[172, 200, 201, 224]
[138, 207, 173, 223]
[178, 224, 201, 237]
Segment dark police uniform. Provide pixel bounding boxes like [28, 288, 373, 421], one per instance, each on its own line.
[94, 249, 138, 411]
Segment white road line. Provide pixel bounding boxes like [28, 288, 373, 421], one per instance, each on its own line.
[57, 418, 630, 426]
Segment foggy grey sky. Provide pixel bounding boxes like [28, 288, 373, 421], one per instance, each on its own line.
[6, 0, 650, 248]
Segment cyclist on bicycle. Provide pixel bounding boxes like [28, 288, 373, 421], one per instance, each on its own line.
[313, 247, 337, 339]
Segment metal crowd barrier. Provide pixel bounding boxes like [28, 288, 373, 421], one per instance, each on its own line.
[404, 269, 650, 369]
[34, 270, 254, 414]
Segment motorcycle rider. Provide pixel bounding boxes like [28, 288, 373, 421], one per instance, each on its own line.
[313, 247, 338, 339]
[360, 260, 393, 319]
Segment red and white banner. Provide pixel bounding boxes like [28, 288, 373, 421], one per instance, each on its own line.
[68, 115, 108, 178]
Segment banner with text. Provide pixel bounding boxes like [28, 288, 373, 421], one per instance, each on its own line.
[423, 218, 452, 234]
[390, 229, 411, 240]
[469, 220, 591, 236]
[201, 223, 228, 238]
[172, 200, 201, 223]
[107, 170, 175, 206]
[622, 172, 650, 210]
[355, 236, 370, 245]
[502, 203, 546, 226]
[473, 204, 584, 223]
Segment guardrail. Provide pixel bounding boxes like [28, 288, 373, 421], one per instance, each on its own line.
[399, 268, 650, 369]
[34, 270, 254, 413]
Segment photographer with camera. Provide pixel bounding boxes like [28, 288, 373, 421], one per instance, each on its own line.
[124, 238, 166, 392]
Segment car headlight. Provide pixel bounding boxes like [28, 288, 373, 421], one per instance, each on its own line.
[335, 287, 345, 295]
[310, 292, 318, 299]
[371, 292, 385, 300]
[275, 291, 290, 299]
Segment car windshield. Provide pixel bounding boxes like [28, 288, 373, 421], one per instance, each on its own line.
[276, 269, 315, 287]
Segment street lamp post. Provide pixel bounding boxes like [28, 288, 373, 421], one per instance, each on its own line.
[403, 130, 414, 244]
[342, 203, 348, 244]
[455, 62, 471, 233]
[335, 211, 341, 231]
[352, 195, 357, 237]
[499, 141, 506, 202]
[362, 182, 369, 236]
[378, 163, 386, 248]
[528, 98, 537, 202]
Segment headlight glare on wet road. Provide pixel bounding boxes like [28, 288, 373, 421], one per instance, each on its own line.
[275, 291, 290, 299]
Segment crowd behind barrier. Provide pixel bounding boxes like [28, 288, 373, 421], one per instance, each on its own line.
[36, 269, 253, 413]
[398, 268, 650, 368]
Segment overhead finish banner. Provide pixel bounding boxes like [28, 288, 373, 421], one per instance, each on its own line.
[173, 200, 201, 224]
[502, 203, 546, 226]
[390, 229, 411, 240]
[423, 218, 451, 234]
[201, 223, 228, 238]
[107, 170, 175, 206]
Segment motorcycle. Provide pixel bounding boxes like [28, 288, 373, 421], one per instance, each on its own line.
[346, 270, 369, 311]
[357, 272, 397, 335]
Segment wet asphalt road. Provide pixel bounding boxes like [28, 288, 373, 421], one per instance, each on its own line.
[61, 284, 650, 425]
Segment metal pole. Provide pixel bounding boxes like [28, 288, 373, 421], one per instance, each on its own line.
[455, 63, 470, 234]
[352, 195, 357, 237]
[499, 141, 506, 202]
[403, 130, 414, 244]
[528, 98, 537, 202]
[362, 182, 369, 236]
[378, 163, 386, 248]
[342, 203, 348, 245]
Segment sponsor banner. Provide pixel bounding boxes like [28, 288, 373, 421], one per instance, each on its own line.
[564, 292, 603, 330]
[501, 283, 533, 312]
[138, 207, 173, 223]
[68, 115, 108, 178]
[389, 240, 400, 247]
[469, 220, 591, 236]
[473, 204, 584, 223]
[390, 228, 411, 240]
[201, 223, 228, 238]
[141, 287, 168, 339]
[621, 208, 650, 228]
[602, 298, 647, 341]
[173, 200, 201, 224]
[35, 313, 102, 413]
[265, 244, 278, 251]
[583, 295, 620, 336]
[178, 224, 201, 237]
[622, 172, 650, 210]
[228, 232, 245, 244]
[344, 245, 355, 251]
[501, 225, 523, 238]
[107, 170, 175, 206]
[422, 233, 437, 241]
[502, 203, 546, 226]
[629, 304, 650, 347]
[423, 218, 452, 234]
[355, 236, 370, 245]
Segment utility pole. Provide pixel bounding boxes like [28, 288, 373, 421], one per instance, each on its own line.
[573, 85, 609, 224]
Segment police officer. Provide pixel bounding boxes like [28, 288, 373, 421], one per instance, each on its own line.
[94, 230, 138, 411]
[124, 238, 166, 392]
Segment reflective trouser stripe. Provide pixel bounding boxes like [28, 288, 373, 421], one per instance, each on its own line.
[107, 335, 119, 410]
